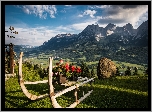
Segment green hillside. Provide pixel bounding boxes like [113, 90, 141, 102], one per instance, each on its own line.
[5, 75, 148, 108]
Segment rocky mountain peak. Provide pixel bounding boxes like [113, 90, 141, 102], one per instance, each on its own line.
[82, 24, 100, 32]
[105, 23, 116, 31]
[123, 23, 133, 30]
[137, 20, 148, 30]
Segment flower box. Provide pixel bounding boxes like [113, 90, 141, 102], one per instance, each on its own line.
[58, 74, 67, 84]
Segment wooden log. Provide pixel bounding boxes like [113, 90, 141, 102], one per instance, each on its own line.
[66, 102, 78, 108]
[19, 52, 23, 80]
[51, 96, 62, 108]
[24, 80, 48, 84]
[60, 81, 76, 87]
[48, 57, 54, 94]
[77, 77, 88, 82]
[5, 73, 16, 78]
[78, 78, 95, 86]
[54, 85, 77, 98]
[48, 57, 64, 108]
[54, 78, 94, 98]
[79, 90, 93, 102]
[37, 94, 49, 99]
[67, 90, 93, 108]
[18, 52, 49, 100]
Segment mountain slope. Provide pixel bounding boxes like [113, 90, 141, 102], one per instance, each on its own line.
[21, 20, 148, 64]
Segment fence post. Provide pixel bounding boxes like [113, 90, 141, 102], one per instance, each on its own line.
[9, 43, 14, 74]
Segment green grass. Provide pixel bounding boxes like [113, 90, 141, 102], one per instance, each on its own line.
[27, 58, 78, 69]
[78, 56, 86, 60]
[5, 75, 148, 108]
[27, 55, 146, 70]
[86, 61, 98, 65]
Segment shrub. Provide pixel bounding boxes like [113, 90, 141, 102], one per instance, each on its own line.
[97, 57, 117, 79]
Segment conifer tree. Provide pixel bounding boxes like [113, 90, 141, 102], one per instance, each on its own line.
[91, 67, 96, 78]
[133, 67, 138, 75]
[85, 66, 91, 78]
[80, 61, 91, 78]
[116, 67, 120, 76]
[125, 66, 131, 76]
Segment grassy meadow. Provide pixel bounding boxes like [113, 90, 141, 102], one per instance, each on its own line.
[5, 74, 148, 108]
[5, 54, 149, 108]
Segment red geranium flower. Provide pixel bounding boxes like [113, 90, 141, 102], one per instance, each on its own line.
[71, 66, 75, 72]
[76, 67, 81, 73]
[65, 63, 69, 72]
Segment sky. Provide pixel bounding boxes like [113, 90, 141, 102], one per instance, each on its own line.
[5, 5, 148, 46]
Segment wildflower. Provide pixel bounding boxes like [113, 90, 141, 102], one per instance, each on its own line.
[65, 63, 70, 72]
[71, 66, 75, 72]
[76, 67, 81, 73]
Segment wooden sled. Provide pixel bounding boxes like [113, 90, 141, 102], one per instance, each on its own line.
[18, 52, 95, 107]
[18, 52, 49, 100]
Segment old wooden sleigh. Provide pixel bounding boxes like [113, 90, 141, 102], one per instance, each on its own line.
[18, 52, 95, 108]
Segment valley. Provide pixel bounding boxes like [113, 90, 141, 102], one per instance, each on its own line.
[20, 51, 147, 77]
[14, 20, 148, 67]
[12, 20, 148, 77]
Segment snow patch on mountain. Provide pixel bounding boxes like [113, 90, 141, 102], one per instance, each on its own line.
[107, 30, 114, 36]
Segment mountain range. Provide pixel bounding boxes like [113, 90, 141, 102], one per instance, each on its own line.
[39, 20, 148, 49]
[15, 20, 148, 65]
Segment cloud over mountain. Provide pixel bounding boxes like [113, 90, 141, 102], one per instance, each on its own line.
[6, 5, 148, 46]
[78, 10, 97, 18]
[96, 5, 148, 28]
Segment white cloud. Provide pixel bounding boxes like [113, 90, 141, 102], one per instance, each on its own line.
[88, 5, 95, 9]
[77, 10, 97, 18]
[6, 5, 148, 46]
[65, 5, 71, 7]
[96, 5, 148, 29]
[18, 5, 57, 19]
[61, 10, 66, 13]
[56, 25, 73, 31]
[70, 20, 97, 31]
[23, 6, 30, 14]
[80, 10, 97, 18]
[78, 14, 83, 17]
[5, 21, 77, 46]
[5, 19, 98, 46]
[5, 25, 59, 46]
[95, 5, 110, 9]
[55, 20, 98, 33]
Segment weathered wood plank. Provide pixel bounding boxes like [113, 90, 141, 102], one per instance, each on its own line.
[60, 81, 77, 87]
[54, 78, 94, 98]
[24, 80, 48, 84]
[67, 90, 93, 108]
[78, 90, 93, 102]
[77, 77, 88, 82]
[19, 52, 49, 100]
[5, 73, 16, 78]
